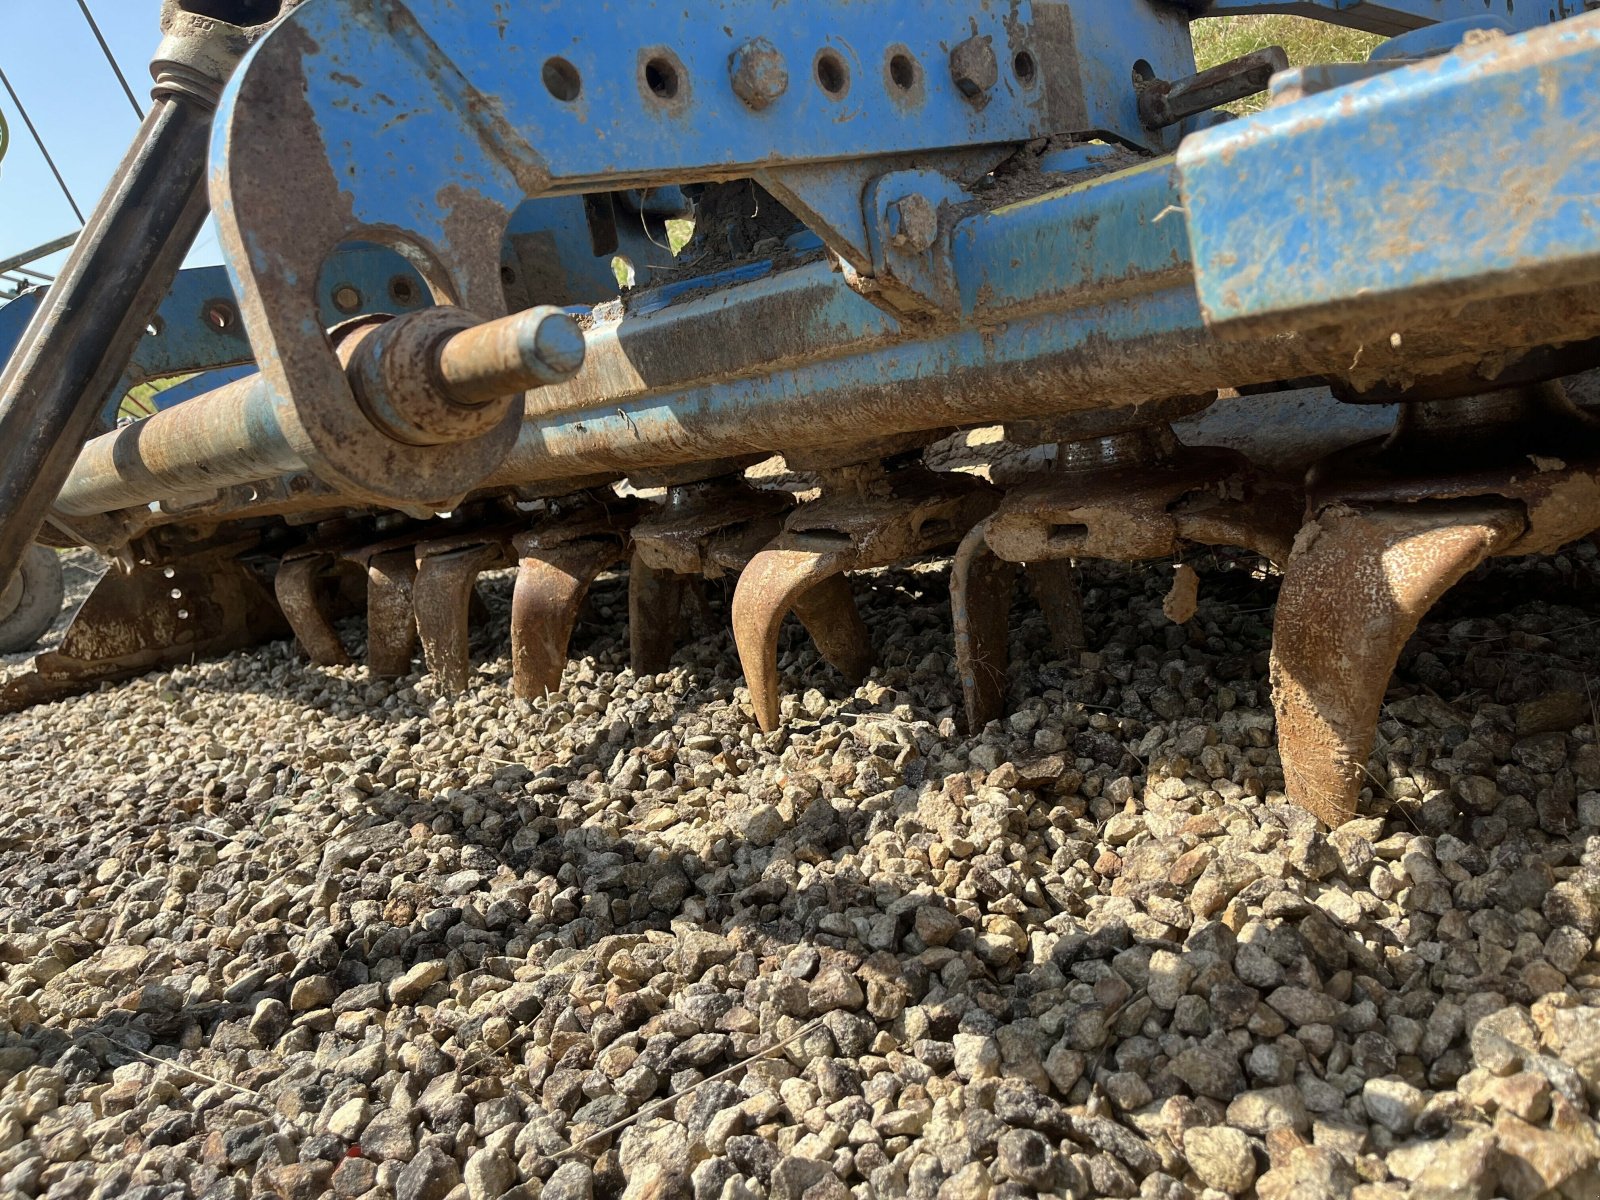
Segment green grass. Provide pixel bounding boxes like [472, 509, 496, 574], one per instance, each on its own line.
[1192, 15, 1383, 112]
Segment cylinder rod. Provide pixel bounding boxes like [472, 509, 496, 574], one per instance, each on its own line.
[436, 306, 588, 405]
[53, 374, 300, 517]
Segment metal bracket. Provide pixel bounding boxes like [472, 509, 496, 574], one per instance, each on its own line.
[861, 169, 972, 318]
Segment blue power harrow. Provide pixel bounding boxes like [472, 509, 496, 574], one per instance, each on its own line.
[0, 0, 1597, 830]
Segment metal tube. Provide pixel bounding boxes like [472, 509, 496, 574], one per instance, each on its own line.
[53, 375, 300, 518]
[0, 234, 80, 278]
[0, 92, 214, 584]
[488, 279, 1600, 485]
[50, 270, 1600, 521]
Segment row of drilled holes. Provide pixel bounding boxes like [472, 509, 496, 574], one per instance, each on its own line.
[142, 276, 421, 340]
[542, 45, 1037, 105]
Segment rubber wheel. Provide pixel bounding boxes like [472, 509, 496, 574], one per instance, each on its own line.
[0, 545, 65, 653]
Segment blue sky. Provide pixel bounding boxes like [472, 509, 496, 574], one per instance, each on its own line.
[1, 3, 224, 276]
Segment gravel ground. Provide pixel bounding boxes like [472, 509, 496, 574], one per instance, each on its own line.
[3, 539, 1600, 1200]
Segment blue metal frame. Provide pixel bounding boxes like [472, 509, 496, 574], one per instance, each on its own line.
[209, 0, 1210, 503]
[1178, 14, 1600, 332]
[184, 0, 1594, 509]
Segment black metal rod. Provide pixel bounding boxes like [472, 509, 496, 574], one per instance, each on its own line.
[0, 94, 214, 583]
[0, 63, 85, 223]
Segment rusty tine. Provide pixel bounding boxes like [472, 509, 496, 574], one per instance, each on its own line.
[951, 520, 1019, 734]
[628, 551, 695, 678]
[413, 540, 507, 694]
[967, 429, 1294, 731]
[511, 536, 626, 699]
[274, 553, 352, 667]
[711, 523, 873, 688]
[1027, 558, 1086, 656]
[789, 572, 875, 688]
[624, 471, 793, 677]
[1270, 503, 1524, 827]
[365, 548, 419, 677]
[730, 453, 995, 728]
[732, 542, 858, 731]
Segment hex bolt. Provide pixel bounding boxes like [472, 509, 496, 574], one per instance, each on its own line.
[888, 194, 939, 254]
[437, 306, 587, 406]
[729, 38, 789, 110]
[950, 34, 998, 106]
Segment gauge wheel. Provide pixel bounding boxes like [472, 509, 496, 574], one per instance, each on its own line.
[0, 545, 65, 653]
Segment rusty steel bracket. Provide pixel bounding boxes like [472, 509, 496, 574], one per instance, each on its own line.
[630, 475, 794, 579]
[980, 444, 1297, 566]
[951, 547, 1087, 734]
[336, 535, 428, 678]
[275, 523, 377, 667]
[412, 533, 514, 694]
[952, 439, 1296, 733]
[512, 537, 627, 700]
[363, 548, 420, 679]
[509, 493, 640, 700]
[274, 551, 355, 668]
[0, 546, 288, 712]
[734, 461, 996, 731]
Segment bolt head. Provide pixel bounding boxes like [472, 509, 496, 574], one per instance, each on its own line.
[332, 285, 362, 314]
[950, 34, 998, 105]
[888, 194, 939, 254]
[730, 38, 789, 110]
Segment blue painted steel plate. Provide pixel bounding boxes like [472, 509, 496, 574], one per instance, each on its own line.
[1177, 13, 1600, 332]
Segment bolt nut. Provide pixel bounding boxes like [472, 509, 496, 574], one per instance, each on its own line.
[950, 34, 999, 106]
[888, 194, 939, 254]
[730, 38, 789, 110]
